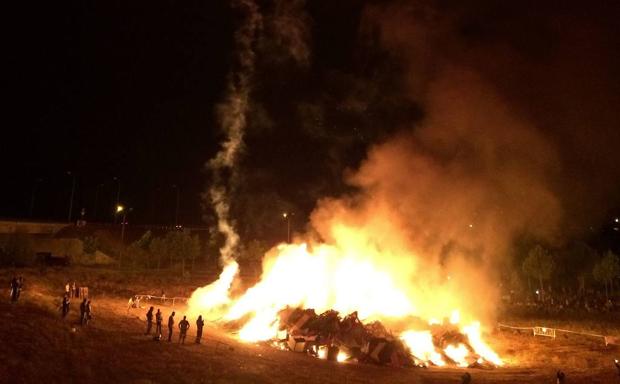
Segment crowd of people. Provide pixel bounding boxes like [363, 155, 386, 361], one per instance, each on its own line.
[503, 289, 618, 316]
[144, 306, 205, 345]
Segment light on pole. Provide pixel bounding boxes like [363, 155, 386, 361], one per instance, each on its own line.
[113, 177, 121, 223]
[116, 204, 129, 268]
[282, 212, 292, 243]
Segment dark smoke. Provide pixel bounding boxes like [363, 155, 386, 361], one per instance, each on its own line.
[361, 0, 620, 243]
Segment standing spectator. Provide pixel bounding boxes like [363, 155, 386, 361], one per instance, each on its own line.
[65, 282, 70, 298]
[155, 309, 163, 338]
[16, 276, 24, 300]
[84, 300, 92, 325]
[10, 276, 19, 303]
[195, 315, 204, 344]
[80, 298, 87, 325]
[61, 294, 70, 318]
[71, 282, 76, 298]
[145, 307, 154, 335]
[167, 311, 175, 342]
[178, 316, 190, 344]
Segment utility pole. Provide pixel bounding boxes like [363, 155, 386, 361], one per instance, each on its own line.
[283, 212, 292, 243]
[93, 183, 103, 221]
[29, 178, 42, 217]
[113, 177, 121, 223]
[116, 204, 129, 268]
[67, 172, 76, 223]
[172, 185, 180, 227]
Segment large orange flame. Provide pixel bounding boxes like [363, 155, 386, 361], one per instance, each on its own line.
[187, 218, 503, 367]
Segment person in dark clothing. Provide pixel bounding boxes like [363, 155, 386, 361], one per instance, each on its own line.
[10, 276, 19, 302]
[167, 311, 175, 342]
[195, 315, 204, 344]
[145, 306, 154, 335]
[16, 276, 24, 300]
[155, 309, 163, 338]
[178, 316, 190, 344]
[80, 298, 87, 325]
[61, 294, 70, 318]
[84, 300, 92, 325]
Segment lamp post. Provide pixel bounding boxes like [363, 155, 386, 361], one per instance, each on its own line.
[172, 184, 180, 228]
[282, 212, 292, 243]
[93, 183, 103, 221]
[29, 178, 43, 218]
[113, 177, 121, 223]
[67, 171, 76, 223]
[116, 204, 128, 268]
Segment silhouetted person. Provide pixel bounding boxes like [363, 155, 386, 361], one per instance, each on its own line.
[10, 276, 19, 302]
[195, 315, 204, 344]
[614, 359, 619, 377]
[556, 370, 565, 384]
[167, 311, 175, 342]
[178, 316, 190, 344]
[155, 309, 163, 338]
[71, 281, 76, 298]
[80, 298, 87, 325]
[145, 307, 154, 335]
[84, 300, 92, 325]
[461, 372, 471, 384]
[16, 276, 24, 300]
[61, 295, 70, 318]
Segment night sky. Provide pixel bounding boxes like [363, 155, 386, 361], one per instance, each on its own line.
[4, 1, 620, 246]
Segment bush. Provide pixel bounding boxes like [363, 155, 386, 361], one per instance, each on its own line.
[83, 236, 99, 255]
[0, 232, 35, 267]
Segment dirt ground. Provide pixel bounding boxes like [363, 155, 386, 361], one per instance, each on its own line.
[1, 268, 619, 384]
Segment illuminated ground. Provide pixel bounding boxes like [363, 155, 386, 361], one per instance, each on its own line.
[1, 268, 618, 383]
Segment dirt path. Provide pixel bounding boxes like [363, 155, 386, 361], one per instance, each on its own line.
[1, 270, 618, 383]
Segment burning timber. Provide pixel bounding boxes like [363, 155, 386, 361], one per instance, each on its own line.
[231, 307, 502, 369]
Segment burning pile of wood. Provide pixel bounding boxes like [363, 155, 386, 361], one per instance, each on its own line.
[270, 307, 498, 368]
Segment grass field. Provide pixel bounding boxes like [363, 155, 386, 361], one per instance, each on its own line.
[1, 268, 619, 383]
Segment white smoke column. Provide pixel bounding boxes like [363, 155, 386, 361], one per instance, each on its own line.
[189, 0, 262, 313]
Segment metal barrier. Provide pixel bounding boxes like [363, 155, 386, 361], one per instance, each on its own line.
[128, 294, 189, 309]
[498, 323, 614, 345]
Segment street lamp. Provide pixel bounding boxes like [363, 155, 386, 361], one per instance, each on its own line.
[172, 184, 180, 228]
[113, 177, 121, 223]
[116, 204, 129, 268]
[28, 178, 43, 218]
[67, 171, 76, 223]
[282, 212, 292, 243]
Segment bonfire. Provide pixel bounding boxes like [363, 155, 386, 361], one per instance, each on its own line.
[187, 235, 504, 369]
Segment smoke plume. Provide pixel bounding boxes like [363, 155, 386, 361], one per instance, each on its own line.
[208, 0, 262, 266]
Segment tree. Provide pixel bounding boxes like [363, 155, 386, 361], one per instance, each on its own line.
[522, 245, 555, 295]
[82, 236, 99, 255]
[557, 242, 596, 293]
[149, 237, 167, 271]
[148, 231, 201, 274]
[0, 232, 34, 267]
[128, 231, 153, 269]
[592, 250, 620, 299]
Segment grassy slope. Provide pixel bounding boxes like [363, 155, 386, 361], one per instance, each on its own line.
[0, 268, 618, 384]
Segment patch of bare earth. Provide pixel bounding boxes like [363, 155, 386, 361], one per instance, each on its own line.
[0, 268, 618, 383]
